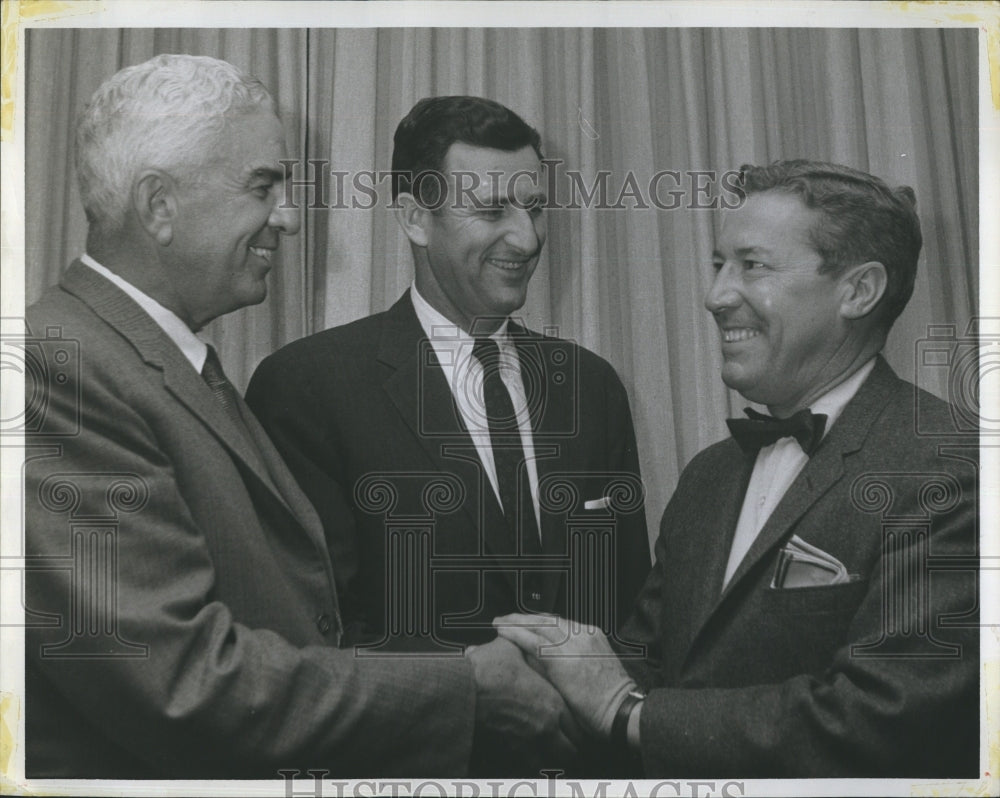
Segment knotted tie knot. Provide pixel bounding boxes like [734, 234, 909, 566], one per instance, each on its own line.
[471, 337, 519, 432]
[471, 336, 502, 368]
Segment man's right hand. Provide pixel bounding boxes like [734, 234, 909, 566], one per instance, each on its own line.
[466, 637, 581, 773]
[493, 613, 637, 738]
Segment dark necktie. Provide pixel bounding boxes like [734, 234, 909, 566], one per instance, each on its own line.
[726, 407, 828, 456]
[202, 345, 255, 443]
[471, 337, 543, 558]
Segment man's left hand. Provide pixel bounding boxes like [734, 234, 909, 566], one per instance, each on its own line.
[493, 613, 636, 738]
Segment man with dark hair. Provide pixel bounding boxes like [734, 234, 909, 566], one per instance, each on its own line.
[739, 160, 922, 329]
[25, 59, 575, 779]
[248, 95, 650, 655]
[497, 160, 979, 777]
[391, 95, 544, 207]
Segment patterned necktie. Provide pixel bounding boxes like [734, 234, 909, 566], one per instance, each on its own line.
[726, 407, 828, 456]
[471, 337, 543, 559]
[201, 346, 254, 442]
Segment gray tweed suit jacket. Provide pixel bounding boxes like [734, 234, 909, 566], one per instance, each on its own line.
[24, 261, 475, 778]
[620, 357, 979, 777]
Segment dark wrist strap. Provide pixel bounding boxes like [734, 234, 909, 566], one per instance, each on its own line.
[610, 690, 645, 749]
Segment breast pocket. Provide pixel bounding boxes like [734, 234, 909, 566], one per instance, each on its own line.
[757, 579, 871, 677]
[761, 577, 870, 616]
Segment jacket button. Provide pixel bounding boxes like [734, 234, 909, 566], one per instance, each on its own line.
[316, 613, 332, 635]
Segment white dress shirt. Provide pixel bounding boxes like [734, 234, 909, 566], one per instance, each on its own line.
[721, 358, 877, 588]
[410, 283, 542, 532]
[80, 253, 208, 373]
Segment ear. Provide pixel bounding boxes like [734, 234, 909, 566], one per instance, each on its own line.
[133, 170, 177, 246]
[394, 192, 432, 248]
[839, 261, 888, 320]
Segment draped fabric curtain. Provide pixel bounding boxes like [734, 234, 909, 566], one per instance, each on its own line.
[24, 27, 978, 539]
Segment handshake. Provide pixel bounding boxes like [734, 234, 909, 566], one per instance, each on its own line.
[466, 614, 640, 774]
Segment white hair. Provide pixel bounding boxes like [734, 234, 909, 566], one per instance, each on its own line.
[75, 53, 274, 232]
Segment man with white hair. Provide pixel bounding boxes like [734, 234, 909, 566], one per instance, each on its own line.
[25, 53, 576, 778]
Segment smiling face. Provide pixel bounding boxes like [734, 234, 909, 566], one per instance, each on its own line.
[413, 142, 546, 333]
[706, 190, 856, 416]
[164, 109, 299, 329]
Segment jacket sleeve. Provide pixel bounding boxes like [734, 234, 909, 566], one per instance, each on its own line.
[600, 363, 653, 630]
[27, 337, 475, 778]
[617, 464, 684, 688]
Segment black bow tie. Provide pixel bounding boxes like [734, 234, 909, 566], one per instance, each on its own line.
[726, 407, 828, 456]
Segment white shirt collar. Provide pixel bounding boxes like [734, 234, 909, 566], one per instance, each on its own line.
[408, 283, 538, 525]
[809, 356, 877, 434]
[80, 253, 208, 373]
[410, 281, 510, 345]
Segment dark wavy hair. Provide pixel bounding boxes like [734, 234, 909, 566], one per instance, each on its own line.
[739, 159, 922, 330]
[391, 95, 542, 205]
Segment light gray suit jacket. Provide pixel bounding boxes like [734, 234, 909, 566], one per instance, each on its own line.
[25, 261, 475, 778]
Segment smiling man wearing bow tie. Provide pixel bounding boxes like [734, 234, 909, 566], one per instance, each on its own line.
[497, 160, 980, 777]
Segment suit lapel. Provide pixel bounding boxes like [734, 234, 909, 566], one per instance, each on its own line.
[507, 327, 568, 611]
[719, 439, 845, 597]
[510, 324, 566, 529]
[237, 396, 330, 553]
[720, 358, 900, 596]
[685, 448, 755, 639]
[378, 292, 509, 553]
[60, 262, 319, 544]
[690, 358, 902, 645]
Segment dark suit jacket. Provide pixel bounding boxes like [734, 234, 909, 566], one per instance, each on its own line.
[620, 357, 979, 777]
[247, 291, 651, 649]
[24, 262, 475, 779]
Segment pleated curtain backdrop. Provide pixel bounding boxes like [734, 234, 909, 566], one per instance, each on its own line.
[24, 27, 978, 542]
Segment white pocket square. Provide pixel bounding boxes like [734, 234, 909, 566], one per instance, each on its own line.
[771, 534, 850, 588]
[584, 496, 612, 511]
